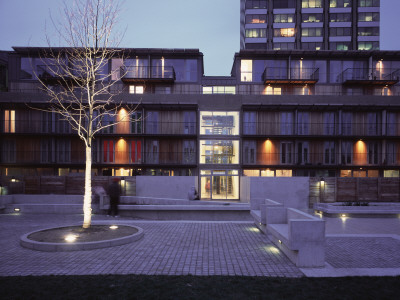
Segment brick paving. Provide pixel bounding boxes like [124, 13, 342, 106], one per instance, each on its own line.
[0, 214, 302, 277]
[326, 237, 400, 268]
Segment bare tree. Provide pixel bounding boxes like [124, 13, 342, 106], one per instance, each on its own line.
[34, 0, 133, 228]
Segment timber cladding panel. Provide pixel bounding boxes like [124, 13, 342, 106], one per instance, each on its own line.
[24, 176, 40, 194]
[66, 176, 85, 195]
[1, 176, 136, 196]
[380, 178, 400, 202]
[310, 177, 400, 203]
[336, 178, 357, 202]
[358, 178, 379, 202]
[39, 176, 66, 194]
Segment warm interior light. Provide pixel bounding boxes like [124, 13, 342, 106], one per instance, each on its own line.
[65, 234, 77, 242]
[109, 225, 118, 230]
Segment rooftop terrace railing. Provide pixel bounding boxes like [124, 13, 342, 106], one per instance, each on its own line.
[338, 68, 400, 83]
[120, 66, 176, 81]
[262, 67, 319, 83]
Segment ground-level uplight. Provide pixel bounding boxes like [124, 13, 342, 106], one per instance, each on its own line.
[14, 208, 20, 212]
[65, 234, 78, 242]
[109, 225, 118, 230]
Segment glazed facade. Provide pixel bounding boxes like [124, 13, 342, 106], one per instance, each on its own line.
[240, 0, 380, 50]
[1, 47, 400, 200]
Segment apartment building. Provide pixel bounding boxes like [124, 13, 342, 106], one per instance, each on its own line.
[240, 0, 380, 50]
[0, 46, 399, 200]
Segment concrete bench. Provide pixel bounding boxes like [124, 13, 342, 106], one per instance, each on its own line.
[266, 207, 325, 268]
[250, 198, 283, 233]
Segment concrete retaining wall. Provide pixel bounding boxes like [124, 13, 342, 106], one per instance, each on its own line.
[244, 177, 309, 209]
[136, 176, 198, 200]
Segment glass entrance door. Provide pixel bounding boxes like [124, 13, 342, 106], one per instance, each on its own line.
[200, 170, 239, 200]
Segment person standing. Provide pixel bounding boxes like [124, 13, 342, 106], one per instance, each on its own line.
[107, 178, 121, 217]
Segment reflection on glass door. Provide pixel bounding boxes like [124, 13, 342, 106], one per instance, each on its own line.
[200, 170, 239, 200]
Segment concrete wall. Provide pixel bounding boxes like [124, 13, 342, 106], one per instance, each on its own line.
[136, 176, 198, 200]
[244, 177, 309, 209]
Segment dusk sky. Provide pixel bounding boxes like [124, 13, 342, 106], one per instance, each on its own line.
[0, 0, 399, 75]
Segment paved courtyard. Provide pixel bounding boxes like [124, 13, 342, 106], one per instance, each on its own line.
[0, 214, 302, 277]
[1, 213, 400, 277]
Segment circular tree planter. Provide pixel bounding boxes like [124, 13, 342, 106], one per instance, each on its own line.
[20, 224, 144, 252]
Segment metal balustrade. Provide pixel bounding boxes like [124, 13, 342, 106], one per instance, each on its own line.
[338, 68, 400, 84]
[242, 152, 395, 166]
[242, 122, 394, 136]
[0, 151, 196, 165]
[121, 66, 176, 81]
[262, 67, 319, 83]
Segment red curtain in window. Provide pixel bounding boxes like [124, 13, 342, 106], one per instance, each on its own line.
[103, 141, 114, 162]
[131, 140, 141, 163]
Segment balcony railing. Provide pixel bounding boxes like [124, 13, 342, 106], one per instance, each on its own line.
[242, 152, 391, 166]
[2, 120, 198, 135]
[1, 151, 196, 165]
[262, 67, 319, 84]
[242, 121, 388, 136]
[338, 68, 400, 85]
[120, 66, 176, 82]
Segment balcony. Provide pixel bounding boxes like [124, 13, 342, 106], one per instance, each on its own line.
[242, 121, 385, 136]
[120, 66, 176, 83]
[242, 152, 389, 166]
[338, 68, 400, 86]
[36, 65, 85, 85]
[262, 67, 319, 85]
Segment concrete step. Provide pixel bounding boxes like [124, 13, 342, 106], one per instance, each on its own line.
[10, 195, 84, 204]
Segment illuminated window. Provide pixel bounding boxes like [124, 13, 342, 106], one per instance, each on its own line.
[264, 86, 282, 95]
[245, 15, 267, 24]
[302, 0, 323, 8]
[330, 0, 352, 7]
[243, 170, 260, 177]
[241, 60, 253, 82]
[384, 170, 399, 178]
[274, 28, 295, 37]
[199, 140, 239, 164]
[245, 29, 267, 38]
[129, 85, 144, 94]
[4, 110, 15, 133]
[358, 27, 379, 36]
[261, 169, 275, 177]
[276, 169, 292, 177]
[274, 14, 295, 23]
[358, 12, 380, 22]
[340, 170, 352, 177]
[202, 86, 236, 94]
[358, 42, 379, 51]
[200, 111, 239, 135]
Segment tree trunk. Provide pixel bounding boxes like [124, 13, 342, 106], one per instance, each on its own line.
[83, 146, 92, 228]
